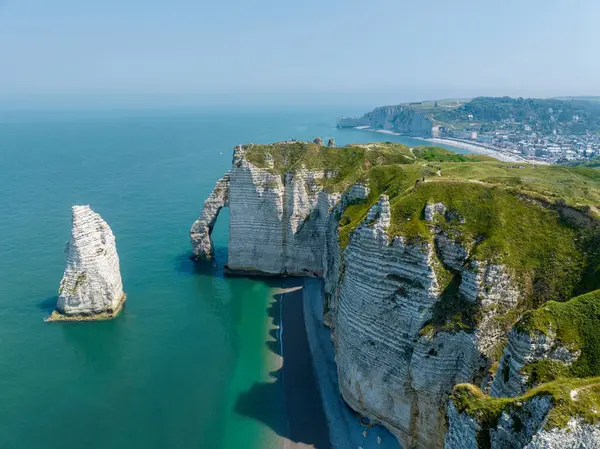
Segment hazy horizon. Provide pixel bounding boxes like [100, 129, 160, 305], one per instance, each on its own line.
[1, 0, 599, 109]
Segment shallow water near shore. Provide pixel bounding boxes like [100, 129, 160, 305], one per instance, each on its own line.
[0, 107, 469, 448]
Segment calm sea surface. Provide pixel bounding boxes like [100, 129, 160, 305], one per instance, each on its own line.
[0, 107, 467, 449]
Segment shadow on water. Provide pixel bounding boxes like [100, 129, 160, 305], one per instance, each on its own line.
[180, 245, 330, 447]
[38, 296, 58, 312]
[173, 247, 228, 277]
[48, 311, 127, 372]
[235, 283, 331, 449]
[265, 295, 282, 357]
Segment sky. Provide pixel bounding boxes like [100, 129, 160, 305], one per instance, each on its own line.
[1, 0, 599, 108]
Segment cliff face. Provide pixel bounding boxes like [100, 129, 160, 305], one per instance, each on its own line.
[445, 287, 600, 448]
[191, 142, 600, 449]
[191, 145, 332, 275]
[329, 196, 524, 448]
[490, 327, 579, 398]
[337, 105, 433, 137]
[50, 205, 125, 321]
[445, 396, 554, 449]
[446, 383, 600, 449]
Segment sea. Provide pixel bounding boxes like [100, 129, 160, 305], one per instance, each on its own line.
[0, 107, 467, 449]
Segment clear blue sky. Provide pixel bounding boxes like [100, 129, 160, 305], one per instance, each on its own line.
[1, 0, 599, 107]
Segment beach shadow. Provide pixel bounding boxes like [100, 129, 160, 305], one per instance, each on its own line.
[234, 367, 289, 436]
[263, 277, 304, 357]
[266, 293, 282, 356]
[177, 245, 329, 446]
[235, 285, 331, 449]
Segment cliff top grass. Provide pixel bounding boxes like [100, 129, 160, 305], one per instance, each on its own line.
[242, 141, 490, 190]
[243, 141, 600, 309]
[242, 141, 600, 208]
[452, 377, 600, 432]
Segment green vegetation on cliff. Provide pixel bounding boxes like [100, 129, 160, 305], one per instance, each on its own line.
[517, 289, 600, 379]
[244, 142, 600, 312]
[452, 289, 600, 440]
[404, 96, 600, 134]
[452, 377, 600, 436]
[243, 140, 600, 435]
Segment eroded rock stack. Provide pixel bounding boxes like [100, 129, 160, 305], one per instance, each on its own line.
[48, 205, 125, 321]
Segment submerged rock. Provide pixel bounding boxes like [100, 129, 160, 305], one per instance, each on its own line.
[48, 205, 125, 321]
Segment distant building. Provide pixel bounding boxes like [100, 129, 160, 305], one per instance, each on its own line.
[471, 131, 478, 140]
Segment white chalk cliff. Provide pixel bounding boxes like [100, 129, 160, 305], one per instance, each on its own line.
[337, 105, 433, 137]
[490, 326, 580, 398]
[191, 145, 331, 275]
[191, 143, 599, 449]
[51, 205, 125, 321]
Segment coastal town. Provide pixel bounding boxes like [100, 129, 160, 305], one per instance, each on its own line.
[338, 97, 600, 164]
[435, 112, 600, 164]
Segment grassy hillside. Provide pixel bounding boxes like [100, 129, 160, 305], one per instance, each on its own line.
[420, 96, 600, 133]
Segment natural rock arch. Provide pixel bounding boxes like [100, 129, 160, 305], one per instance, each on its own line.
[190, 172, 230, 260]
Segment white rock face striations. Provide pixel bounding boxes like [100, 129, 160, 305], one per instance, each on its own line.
[50, 205, 125, 321]
[445, 396, 554, 449]
[191, 145, 332, 276]
[524, 419, 600, 449]
[191, 144, 594, 449]
[328, 197, 523, 448]
[491, 327, 580, 398]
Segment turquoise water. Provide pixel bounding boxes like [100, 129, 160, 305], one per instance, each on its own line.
[0, 108, 467, 449]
